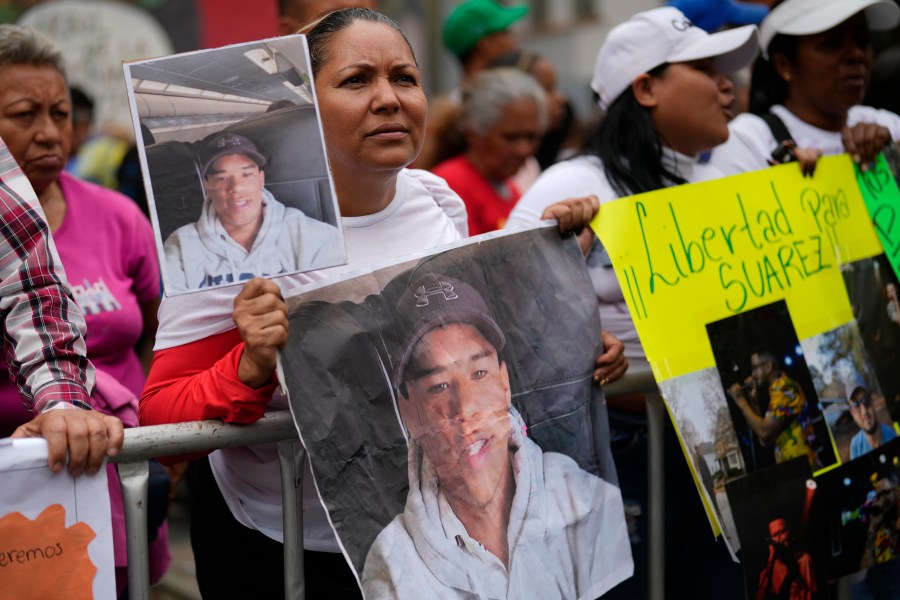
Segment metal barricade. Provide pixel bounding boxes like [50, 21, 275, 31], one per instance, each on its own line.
[111, 412, 300, 600]
[605, 367, 665, 600]
[113, 369, 663, 600]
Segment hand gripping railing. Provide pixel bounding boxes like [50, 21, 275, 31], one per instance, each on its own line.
[112, 368, 664, 600]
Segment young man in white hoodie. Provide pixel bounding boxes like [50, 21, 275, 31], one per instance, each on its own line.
[361, 272, 631, 600]
[163, 133, 342, 293]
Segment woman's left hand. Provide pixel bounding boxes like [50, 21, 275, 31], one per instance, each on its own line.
[842, 123, 892, 171]
[593, 330, 628, 386]
[540, 195, 599, 254]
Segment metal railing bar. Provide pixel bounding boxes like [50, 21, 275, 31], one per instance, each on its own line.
[110, 411, 299, 464]
[645, 391, 666, 600]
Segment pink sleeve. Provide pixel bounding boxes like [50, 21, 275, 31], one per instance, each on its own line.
[126, 202, 161, 303]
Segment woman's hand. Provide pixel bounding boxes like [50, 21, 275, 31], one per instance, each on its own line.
[842, 122, 892, 171]
[234, 278, 288, 389]
[593, 330, 628, 386]
[793, 147, 822, 177]
[13, 408, 124, 476]
[540, 195, 599, 255]
[768, 141, 821, 177]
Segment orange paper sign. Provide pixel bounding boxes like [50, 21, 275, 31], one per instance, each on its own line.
[0, 504, 96, 599]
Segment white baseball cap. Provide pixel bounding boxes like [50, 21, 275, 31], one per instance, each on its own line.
[760, 0, 900, 57]
[591, 7, 759, 111]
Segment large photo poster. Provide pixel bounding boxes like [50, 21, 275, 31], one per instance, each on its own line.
[278, 226, 633, 599]
[594, 152, 900, 575]
[123, 35, 345, 296]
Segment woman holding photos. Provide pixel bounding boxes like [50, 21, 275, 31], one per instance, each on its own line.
[509, 6, 758, 372]
[140, 8, 611, 598]
[507, 7, 759, 598]
[0, 25, 167, 596]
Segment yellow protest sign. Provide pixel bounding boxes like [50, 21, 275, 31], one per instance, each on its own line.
[592, 156, 881, 382]
[591, 154, 900, 558]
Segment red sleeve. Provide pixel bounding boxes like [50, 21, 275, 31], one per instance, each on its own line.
[139, 328, 277, 427]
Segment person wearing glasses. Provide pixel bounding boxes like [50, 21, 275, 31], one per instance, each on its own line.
[848, 386, 897, 459]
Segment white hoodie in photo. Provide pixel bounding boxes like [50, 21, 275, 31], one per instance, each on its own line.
[163, 189, 343, 292]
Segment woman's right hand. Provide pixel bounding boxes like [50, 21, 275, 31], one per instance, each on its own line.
[842, 122, 892, 171]
[234, 278, 288, 388]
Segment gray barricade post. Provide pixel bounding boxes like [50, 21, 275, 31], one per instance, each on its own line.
[114, 369, 663, 600]
[605, 367, 664, 600]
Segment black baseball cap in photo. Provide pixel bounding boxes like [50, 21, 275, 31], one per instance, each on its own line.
[200, 132, 267, 176]
[392, 272, 506, 389]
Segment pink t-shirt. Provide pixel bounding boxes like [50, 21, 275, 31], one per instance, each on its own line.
[0, 173, 160, 434]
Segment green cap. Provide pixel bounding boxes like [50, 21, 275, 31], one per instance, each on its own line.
[443, 0, 528, 57]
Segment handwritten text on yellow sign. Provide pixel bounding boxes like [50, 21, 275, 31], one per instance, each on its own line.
[592, 156, 881, 381]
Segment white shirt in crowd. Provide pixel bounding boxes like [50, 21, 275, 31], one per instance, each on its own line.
[709, 104, 900, 176]
[506, 149, 725, 369]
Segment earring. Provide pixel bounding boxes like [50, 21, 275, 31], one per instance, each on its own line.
[783, 72, 792, 82]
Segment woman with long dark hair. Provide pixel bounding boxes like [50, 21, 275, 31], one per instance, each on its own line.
[506, 8, 759, 597]
[140, 8, 603, 598]
[508, 6, 758, 370]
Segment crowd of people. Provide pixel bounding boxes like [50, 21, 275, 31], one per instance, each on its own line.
[1, 0, 899, 598]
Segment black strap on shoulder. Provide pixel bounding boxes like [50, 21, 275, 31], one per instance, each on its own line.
[762, 112, 794, 145]
[762, 112, 798, 164]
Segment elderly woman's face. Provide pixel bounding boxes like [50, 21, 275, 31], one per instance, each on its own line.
[0, 64, 71, 194]
[314, 20, 426, 179]
[467, 97, 541, 182]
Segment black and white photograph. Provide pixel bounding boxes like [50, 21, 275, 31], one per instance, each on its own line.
[123, 35, 345, 295]
[278, 227, 633, 599]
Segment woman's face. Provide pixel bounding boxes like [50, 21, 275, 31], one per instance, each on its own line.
[314, 20, 426, 179]
[649, 59, 734, 156]
[780, 14, 873, 126]
[0, 64, 71, 195]
[466, 97, 542, 182]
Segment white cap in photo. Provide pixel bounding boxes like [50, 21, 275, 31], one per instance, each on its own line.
[760, 0, 900, 57]
[591, 7, 759, 111]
